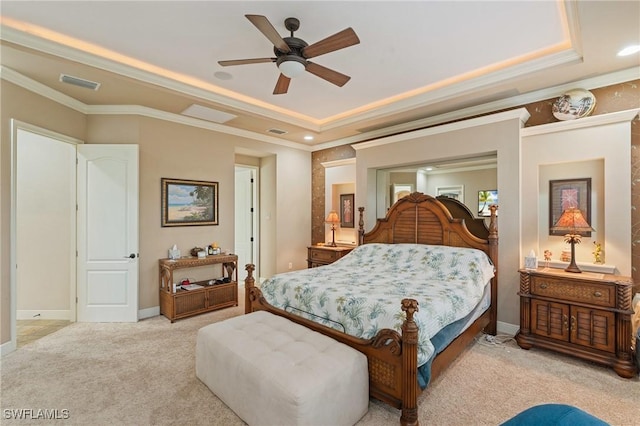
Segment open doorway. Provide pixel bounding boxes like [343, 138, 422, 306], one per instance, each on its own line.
[12, 123, 79, 349]
[235, 165, 259, 284]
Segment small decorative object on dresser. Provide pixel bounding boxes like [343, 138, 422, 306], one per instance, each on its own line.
[592, 241, 603, 264]
[307, 245, 353, 268]
[516, 267, 638, 378]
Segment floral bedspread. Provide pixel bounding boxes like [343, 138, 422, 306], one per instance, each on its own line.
[260, 243, 495, 367]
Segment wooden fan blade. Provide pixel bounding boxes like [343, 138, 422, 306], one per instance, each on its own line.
[245, 14, 291, 52]
[303, 28, 360, 59]
[273, 74, 291, 95]
[306, 62, 351, 87]
[218, 58, 275, 66]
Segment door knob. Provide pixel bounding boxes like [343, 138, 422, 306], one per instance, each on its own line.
[124, 253, 136, 259]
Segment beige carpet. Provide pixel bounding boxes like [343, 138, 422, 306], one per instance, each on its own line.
[2, 295, 638, 425]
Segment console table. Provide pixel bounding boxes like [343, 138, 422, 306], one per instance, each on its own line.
[159, 255, 238, 322]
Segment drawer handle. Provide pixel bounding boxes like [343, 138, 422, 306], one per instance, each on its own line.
[539, 283, 548, 289]
[593, 291, 602, 297]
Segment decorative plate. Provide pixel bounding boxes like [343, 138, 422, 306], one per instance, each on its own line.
[552, 88, 596, 121]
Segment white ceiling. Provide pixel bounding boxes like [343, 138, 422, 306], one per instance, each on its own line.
[1, 1, 638, 149]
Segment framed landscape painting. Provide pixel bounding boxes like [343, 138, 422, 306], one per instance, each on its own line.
[478, 190, 498, 217]
[161, 178, 218, 226]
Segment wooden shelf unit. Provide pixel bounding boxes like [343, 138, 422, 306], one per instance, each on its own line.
[516, 267, 637, 378]
[159, 255, 238, 322]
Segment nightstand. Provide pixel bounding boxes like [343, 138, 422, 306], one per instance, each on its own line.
[516, 267, 637, 378]
[307, 245, 354, 268]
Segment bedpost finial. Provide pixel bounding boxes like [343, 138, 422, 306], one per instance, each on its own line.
[401, 298, 419, 320]
[489, 205, 498, 236]
[244, 264, 255, 286]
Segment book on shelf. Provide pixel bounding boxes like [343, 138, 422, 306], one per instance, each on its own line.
[181, 283, 204, 291]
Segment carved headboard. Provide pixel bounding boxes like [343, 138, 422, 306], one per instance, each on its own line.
[358, 192, 497, 261]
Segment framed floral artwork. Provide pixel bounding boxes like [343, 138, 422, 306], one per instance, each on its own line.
[549, 178, 591, 237]
[340, 193, 354, 228]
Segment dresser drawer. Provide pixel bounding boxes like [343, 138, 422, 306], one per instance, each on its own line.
[309, 248, 341, 263]
[530, 275, 615, 307]
[307, 246, 354, 268]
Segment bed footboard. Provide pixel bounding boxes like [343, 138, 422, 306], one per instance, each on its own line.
[244, 265, 420, 426]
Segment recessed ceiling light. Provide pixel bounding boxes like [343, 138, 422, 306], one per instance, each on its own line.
[425, 166, 434, 171]
[617, 45, 640, 56]
[304, 135, 314, 141]
[214, 71, 233, 80]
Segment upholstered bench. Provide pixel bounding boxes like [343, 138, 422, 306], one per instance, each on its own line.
[501, 404, 608, 425]
[196, 311, 369, 426]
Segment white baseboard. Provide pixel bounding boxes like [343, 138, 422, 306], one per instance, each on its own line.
[139, 306, 159, 320]
[496, 321, 519, 336]
[1, 339, 17, 356]
[16, 310, 71, 320]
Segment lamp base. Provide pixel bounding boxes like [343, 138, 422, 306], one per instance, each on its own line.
[564, 240, 582, 273]
[564, 263, 582, 273]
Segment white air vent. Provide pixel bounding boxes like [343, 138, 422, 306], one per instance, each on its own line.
[59, 74, 101, 91]
[267, 128, 288, 135]
[181, 104, 237, 124]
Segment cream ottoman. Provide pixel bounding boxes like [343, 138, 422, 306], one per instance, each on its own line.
[196, 311, 369, 426]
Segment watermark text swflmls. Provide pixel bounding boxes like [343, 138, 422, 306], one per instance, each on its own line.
[3, 408, 70, 420]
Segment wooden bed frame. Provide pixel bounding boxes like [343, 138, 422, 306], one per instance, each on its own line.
[244, 192, 498, 426]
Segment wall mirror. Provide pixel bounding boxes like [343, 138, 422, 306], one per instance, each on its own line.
[375, 154, 497, 218]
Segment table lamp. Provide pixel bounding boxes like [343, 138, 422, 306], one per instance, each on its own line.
[551, 207, 595, 273]
[325, 210, 340, 247]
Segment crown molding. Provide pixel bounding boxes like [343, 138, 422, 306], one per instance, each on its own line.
[1, 26, 321, 131]
[313, 67, 639, 152]
[1, 65, 88, 113]
[1, 65, 313, 151]
[86, 104, 313, 151]
[321, 158, 356, 169]
[352, 108, 530, 151]
[320, 49, 582, 133]
[521, 108, 640, 137]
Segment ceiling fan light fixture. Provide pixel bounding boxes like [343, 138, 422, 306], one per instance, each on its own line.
[277, 56, 306, 78]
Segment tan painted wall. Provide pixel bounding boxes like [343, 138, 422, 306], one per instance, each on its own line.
[1, 82, 311, 346]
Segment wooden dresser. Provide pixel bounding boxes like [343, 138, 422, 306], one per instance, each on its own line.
[307, 245, 354, 268]
[516, 267, 637, 378]
[159, 255, 238, 322]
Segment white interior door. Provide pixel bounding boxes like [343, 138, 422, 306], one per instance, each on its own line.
[77, 144, 139, 322]
[235, 166, 258, 281]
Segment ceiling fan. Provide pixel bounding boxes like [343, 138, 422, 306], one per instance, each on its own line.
[218, 15, 360, 95]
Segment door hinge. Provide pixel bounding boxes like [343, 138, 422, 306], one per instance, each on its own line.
[250, 178, 254, 183]
[250, 237, 254, 242]
[250, 207, 254, 213]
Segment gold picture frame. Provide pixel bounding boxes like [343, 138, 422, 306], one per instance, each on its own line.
[161, 178, 218, 227]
